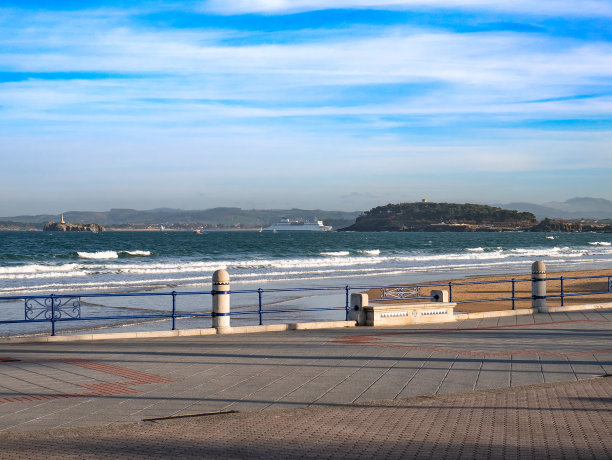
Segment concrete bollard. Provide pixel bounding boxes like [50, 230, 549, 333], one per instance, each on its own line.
[532, 261, 547, 311]
[348, 293, 368, 325]
[431, 290, 449, 302]
[212, 269, 231, 331]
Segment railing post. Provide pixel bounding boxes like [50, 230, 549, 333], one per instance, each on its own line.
[448, 282, 453, 303]
[511, 279, 516, 310]
[258, 288, 263, 325]
[560, 277, 564, 307]
[50, 294, 56, 336]
[532, 261, 547, 312]
[345, 286, 350, 321]
[212, 269, 231, 332]
[171, 291, 177, 330]
[608, 276, 611, 293]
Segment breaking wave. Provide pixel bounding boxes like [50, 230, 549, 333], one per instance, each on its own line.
[77, 251, 119, 259]
[320, 251, 350, 257]
[359, 249, 380, 256]
[119, 250, 151, 256]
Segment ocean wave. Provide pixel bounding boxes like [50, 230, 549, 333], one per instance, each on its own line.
[0, 263, 80, 275]
[77, 251, 119, 260]
[358, 249, 380, 256]
[589, 242, 611, 246]
[509, 247, 588, 258]
[2, 244, 607, 282]
[545, 236, 555, 240]
[2, 241, 611, 296]
[0, 252, 607, 296]
[320, 251, 350, 257]
[1, 271, 88, 280]
[119, 250, 151, 257]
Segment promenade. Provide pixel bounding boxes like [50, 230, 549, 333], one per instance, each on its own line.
[0, 308, 611, 458]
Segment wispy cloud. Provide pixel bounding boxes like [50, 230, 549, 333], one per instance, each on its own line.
[2, 22, 611, 119]
[0, 3, 611, 213]
[202, 0, 612, 17]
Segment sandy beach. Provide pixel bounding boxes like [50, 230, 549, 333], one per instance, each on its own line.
[367, 268, 612, 313]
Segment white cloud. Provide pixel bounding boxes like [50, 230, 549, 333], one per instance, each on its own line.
[202, 0, 612, 17]
[2, 26, 611, 125]
[1, 5, 611, 214]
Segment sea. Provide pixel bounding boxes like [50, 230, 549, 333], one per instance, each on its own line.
[0, 230, 611, 335]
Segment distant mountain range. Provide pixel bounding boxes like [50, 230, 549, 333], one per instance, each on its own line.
[0, 207, 362, 230]
[494, 197, 612, 220]
[1, 197, 610, 230]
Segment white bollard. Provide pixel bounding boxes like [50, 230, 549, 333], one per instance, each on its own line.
[532, 261, 547, 311]
[212, 269, 230, 331]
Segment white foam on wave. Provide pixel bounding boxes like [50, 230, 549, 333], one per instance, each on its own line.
[589, 242, 611, 246]
[0, 275, 211, 295]
[0, 263, 80, 275]
[1, 271, 87, 280]
[78, 251, 119, 259]
[545, 236, 555, 240]
[320, 251, 350, 257]
[509, 247, 587, 258]
[119, 250, 151, 256]
[359, 249, 380, 256]
[466, 247, 484, 252]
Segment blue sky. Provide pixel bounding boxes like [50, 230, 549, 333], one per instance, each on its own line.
[1, 1, 611, 215]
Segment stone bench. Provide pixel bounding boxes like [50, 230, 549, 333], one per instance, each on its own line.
[349, 290, 457, 326]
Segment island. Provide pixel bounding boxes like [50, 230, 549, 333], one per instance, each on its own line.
[43, 216, 104, 232]
[339, 202, 611, 232]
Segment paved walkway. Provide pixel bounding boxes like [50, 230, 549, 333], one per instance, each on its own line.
[0, 309, 611, 458]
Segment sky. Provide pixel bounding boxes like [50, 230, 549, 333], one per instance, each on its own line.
[1, 1, 611, 215]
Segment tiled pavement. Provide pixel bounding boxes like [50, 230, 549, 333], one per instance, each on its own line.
[0, 377, 610, 459]
[0, 309, 611, 458]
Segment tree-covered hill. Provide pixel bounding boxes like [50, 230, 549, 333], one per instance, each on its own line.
[340, 202, 538, 232]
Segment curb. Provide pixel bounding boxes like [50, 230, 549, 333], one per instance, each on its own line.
[0, 320, 357, 343]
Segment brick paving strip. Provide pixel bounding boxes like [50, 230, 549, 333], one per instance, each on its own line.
[0, 359, 174, 403]
[0, 377, 609, 459]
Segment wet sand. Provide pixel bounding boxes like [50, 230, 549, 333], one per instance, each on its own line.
[367, 268, 612, 313]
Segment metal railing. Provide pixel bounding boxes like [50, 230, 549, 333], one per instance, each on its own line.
[544, 275, 612, 307]
[0, 291, 214, 336]
[367, 279, 534, 311]
[0, 274, 610, 337]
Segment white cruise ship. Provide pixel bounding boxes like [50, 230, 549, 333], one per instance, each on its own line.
[262, 218, 332, 232]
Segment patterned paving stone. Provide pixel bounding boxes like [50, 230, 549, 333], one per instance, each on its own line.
[0, 377, 609, 459]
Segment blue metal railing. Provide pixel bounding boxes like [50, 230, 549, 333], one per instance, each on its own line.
[0, 274, 610, 337]
[0, 291, 215, 336]
[543, 275, 612, 307]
